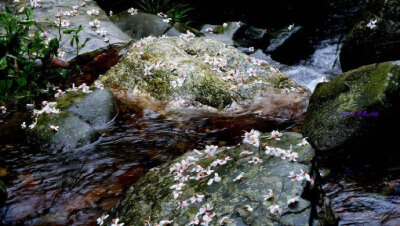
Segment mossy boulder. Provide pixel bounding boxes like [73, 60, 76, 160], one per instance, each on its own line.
[340, 0, 400, 71]
[58, 88, 118, 129]
[100, 36, 310, 117]
[29, 112, 100, 152]
[302, 61, 400, 162]
[29, 88, 118, 152]
[5, 0, 132, 63]
[0, 180, 6, 207]
[106, 132, 321, 225]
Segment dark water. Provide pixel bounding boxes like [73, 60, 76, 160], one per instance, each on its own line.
[322, 165, 400, 225]
[0, 106, 298, 225]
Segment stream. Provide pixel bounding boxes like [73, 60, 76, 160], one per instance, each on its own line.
[1, 0, 400, 224]
[0, 105, 299, 225]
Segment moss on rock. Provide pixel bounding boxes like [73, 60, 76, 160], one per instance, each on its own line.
[101, 36, 310, 116]
[28, 88, 118, 152]
[106, 132, 319, 225]
[29, 112, 100, 152]
[302, 61, 400, 162]
[340, 0, 400, 71]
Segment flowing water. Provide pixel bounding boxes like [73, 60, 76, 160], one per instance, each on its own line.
[251, 38, 342, 92]
[322, 165, 400, 225]
[1, 28, 399, 226]
[0, 105, 300, 225]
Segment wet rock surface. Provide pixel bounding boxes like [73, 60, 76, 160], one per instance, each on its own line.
[266, 26, 302, 53]
[100, 36, 310, 118]
[302, 61, 400, 162]
[60, 88, 118, 129]
[106, 132, 321, 225]
[29, 111, 100, 152]
[3, 0, 132, 62]
[111, 12, 181, 40]
[232, 25, 270, 49]
[340, 0, 400, 71]
[29, 88, 118, 152]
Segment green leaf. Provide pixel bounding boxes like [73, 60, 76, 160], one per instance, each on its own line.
[7, 80, 12, 89]
[0, 80, 6, 94]
[63, 29, 75, 34]
[0, 57, 7, 70]
[17, 77, 27, 87]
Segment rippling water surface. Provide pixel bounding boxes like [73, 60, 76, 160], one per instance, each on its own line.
[0, 106, 298, 225]
[322, 166, 400, 225]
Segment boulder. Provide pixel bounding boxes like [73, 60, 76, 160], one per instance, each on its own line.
[28, 111, 100, 152]
[302, 61, 400, 163]
[106, 132, 324, 225]
[111, 12, 202, 41]
[266, 25, 302, 53]
[233, 25, 270, 49]
[100, 36, 310, 118]
[58, 88, 118, 129]
[28, 87, 118, 152]
[111, 12, 181, 40]
[270, 27, 315, 65]
[340, 0, 400, 71]
[200, 22, 241, 46]
[5, 0, 132, 62]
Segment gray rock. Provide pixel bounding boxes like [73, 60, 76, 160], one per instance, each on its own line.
[302, 61, 400, 162]
[100, 36, 310, 118]
[59, 88, 118, 129]
[29, 111, 100, 152]
[29, 87, 118, 152]
[233, 25, 270, 49]
[111, 11, 181, 40]
[106, 132, 320, 225]
[267, 26, 302, 53]
[6, 0, 132, 62]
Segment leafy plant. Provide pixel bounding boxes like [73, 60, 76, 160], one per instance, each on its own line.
[0, 6, 89, 104]
[0, 6, 59, 103]
[134, 0, 193, 25]
[63, 25, 91, 56]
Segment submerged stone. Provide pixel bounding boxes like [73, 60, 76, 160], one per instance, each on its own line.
[106, 132, 321, 225]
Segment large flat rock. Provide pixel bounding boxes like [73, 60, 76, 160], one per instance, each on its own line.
[105, 132, 319, 225]
[4, 0, 132, 62]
